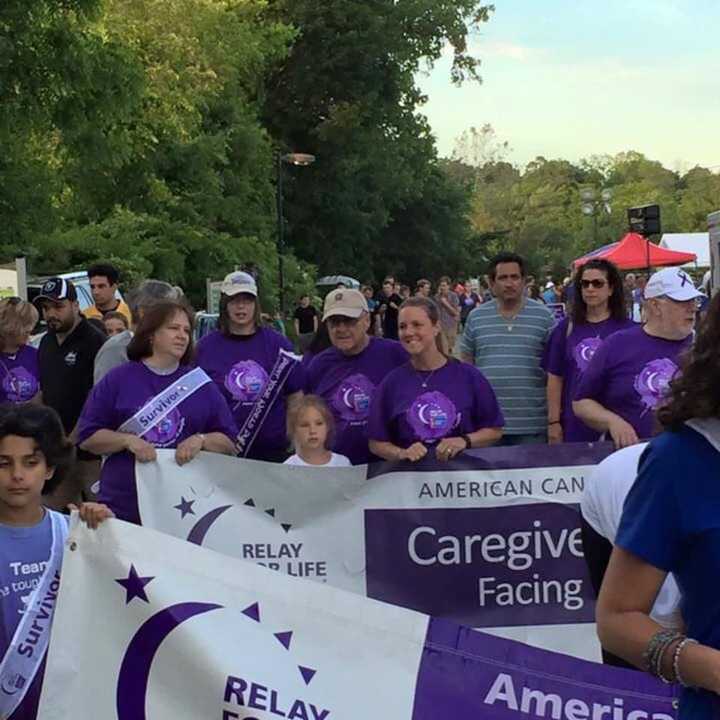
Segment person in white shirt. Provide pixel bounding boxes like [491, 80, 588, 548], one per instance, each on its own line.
[581, 442, 681, 667]
[284, 395, 351, 467]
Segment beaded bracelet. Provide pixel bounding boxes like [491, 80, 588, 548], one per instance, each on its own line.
[643, 630, 683, 683]
[672, 637, 698, 688]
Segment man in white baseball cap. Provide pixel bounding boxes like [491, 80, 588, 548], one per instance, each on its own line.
[574, 265, 700, 449]
[305, 288, 408, 464]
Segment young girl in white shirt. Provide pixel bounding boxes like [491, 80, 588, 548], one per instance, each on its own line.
[284, 395, 351, 467]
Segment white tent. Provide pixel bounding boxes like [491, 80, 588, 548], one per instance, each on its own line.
[660, 233, 710, 267]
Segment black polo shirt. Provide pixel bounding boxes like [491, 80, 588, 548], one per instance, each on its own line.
[38, 318, 106, 434]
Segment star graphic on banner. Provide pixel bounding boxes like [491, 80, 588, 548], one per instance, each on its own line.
[116, 565, 155, 604]
[174, 496, 196, 518]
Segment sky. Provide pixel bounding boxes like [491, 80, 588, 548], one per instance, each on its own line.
[416, 0, 720, 171]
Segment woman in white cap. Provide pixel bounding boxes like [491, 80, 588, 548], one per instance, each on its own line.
[573, 267, 701, 448]
[195, 271, 304, 462]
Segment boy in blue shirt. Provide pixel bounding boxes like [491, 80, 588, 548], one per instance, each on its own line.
[0, 404, 112, 719]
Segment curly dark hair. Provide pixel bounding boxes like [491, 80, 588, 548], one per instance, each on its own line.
[0, 403, 74, 494]
[658, 292, 720, 429]
[571, 259, 627, 325]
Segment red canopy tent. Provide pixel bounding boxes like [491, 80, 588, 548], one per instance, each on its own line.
[574, 232, 697, 270]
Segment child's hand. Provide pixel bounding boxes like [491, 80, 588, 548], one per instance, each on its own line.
[70, 503, 115, 530]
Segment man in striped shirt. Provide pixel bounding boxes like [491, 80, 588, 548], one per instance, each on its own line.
[460, 252, 554, 445]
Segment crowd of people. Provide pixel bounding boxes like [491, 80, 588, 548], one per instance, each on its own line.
[0, 251, 717, 718]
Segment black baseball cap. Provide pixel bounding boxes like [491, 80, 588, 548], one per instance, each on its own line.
[33, 278, 78, 306]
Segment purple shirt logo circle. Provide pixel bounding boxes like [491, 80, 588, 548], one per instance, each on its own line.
[225, 360, 268, 403]
[407, 391, 459, 442]
[332, 373, 375, 422]
[142, 408, 184, 446]
[573, 337, 603, 373]
[2, 367, 38, 403]
[633, 358, 679, 410]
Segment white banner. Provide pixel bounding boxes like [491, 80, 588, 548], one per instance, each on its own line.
[38, 518, 678, 720]
[137, 444, 612, 660]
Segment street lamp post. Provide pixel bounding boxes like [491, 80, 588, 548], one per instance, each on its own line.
[581, 187, 613, 247]
[276, 152, 316, 314]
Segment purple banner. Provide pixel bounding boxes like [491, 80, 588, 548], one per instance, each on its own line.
[412, 618, 679, 719]
[365, 503, 593, 627]
[367, 441, 614, 479]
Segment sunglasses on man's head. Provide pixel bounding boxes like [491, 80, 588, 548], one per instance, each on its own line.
[581, 279, 607, 289]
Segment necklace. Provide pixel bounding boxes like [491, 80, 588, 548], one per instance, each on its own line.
[499, 301, 524, 332]
[414, 359, 447, 388]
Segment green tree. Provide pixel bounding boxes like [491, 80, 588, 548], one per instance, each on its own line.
[263, 0, 493, 283]
[0, 0, 142, 255]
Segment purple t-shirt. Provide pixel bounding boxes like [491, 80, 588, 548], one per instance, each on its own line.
[542, 317, 635, 442]
[78, 362, 238, 524]
[195, 329, 304, 460]
[0, 511, 66, 720]
[0, 346, 40, 405]
[368, 360, 504, 447]
[573, 324, 692, 439]
[305, 337, 409, 464]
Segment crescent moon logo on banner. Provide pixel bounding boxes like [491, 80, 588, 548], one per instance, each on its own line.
[186, 505, 233, 546]
[342, 387, 354, 409]
[116, 602, 223, 720]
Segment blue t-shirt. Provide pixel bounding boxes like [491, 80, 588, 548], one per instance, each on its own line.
[460, 299, 554, 436]
[617, 425, 720, 719]
[0, 511, 66, 720]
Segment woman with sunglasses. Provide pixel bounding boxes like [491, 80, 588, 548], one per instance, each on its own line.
[543, 260, 633, 443]
[573, 267, 701, 449]
[0, 298, 41, 405]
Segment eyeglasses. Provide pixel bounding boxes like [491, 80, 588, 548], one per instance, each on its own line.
[327, 316, 362, 328]
[581, 279, 607, 289]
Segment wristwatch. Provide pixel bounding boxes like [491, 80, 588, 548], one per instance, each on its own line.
[461, 434, 472, 450]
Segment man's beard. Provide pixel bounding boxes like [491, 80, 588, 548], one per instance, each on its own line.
[47, 317, 75, 334]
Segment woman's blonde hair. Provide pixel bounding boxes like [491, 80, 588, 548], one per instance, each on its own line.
[0, 298, 39, 351]
[398, 296, 449, 356]
[286, 394, 336, 450]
